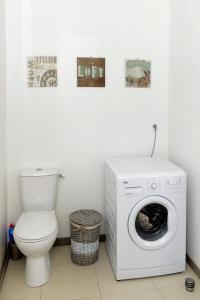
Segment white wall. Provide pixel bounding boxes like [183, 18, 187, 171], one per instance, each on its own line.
[6, 0, 170, 237]
[169, 0, 200, 267]
[0, 0, 7, 268]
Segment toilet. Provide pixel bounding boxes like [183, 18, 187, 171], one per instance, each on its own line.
[14, 167, 59, 287]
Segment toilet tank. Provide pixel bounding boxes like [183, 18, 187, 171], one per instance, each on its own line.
[19, 167, 59, 211]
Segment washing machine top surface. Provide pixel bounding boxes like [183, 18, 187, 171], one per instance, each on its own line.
[105, 157, 186, 179]
[14, 210, 58, 242]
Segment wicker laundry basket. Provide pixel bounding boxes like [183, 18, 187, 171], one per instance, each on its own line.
[69, 209, 103, 266]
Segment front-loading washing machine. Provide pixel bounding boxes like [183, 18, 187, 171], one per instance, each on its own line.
[104, 157, 186, 280]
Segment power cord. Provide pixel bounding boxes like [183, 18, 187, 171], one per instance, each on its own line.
[151, 124, 157, 157]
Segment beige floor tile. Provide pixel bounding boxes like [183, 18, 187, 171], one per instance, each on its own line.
[70, 298, 101, 300]
[41, 263, 100, 300]
[95, 254, 156, 295]
[99, 242, 107, 254]
[159, 284, 200, 300]
[95, 244, 110, 266]
[102, 289, 162, 300]
[51, 245, 72, 265]
[41, 298, 101, 300]
[6, 256, 25, 271]
[154, 264, 200, 288]
[2, 242, 199, 300]
[0, 266, 41, 300]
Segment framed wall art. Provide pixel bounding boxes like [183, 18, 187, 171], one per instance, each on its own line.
[125, 59, 151, 88]
[77, 57, 105, 87]
[27, 56, 57, 87]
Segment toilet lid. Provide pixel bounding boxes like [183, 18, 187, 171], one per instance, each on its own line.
[14, 210, 58, 242]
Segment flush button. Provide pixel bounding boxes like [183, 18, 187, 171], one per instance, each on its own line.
[151, 183, 157, 190]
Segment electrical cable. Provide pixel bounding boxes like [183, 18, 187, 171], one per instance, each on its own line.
[151, 125, 157, 157]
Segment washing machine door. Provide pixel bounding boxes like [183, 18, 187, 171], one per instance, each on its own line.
[128, 196, 178, 250]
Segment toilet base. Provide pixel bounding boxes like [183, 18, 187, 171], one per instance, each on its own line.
[25, 254, 50, 287]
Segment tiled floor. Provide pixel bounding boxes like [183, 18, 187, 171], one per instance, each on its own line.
[0, 243, 200, 300]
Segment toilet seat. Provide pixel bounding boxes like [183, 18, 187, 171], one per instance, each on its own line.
[14, 210, 58, 243]
[14, 228, 58, 243]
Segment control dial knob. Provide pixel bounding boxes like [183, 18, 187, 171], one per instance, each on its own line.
[151, 182, 157, 190]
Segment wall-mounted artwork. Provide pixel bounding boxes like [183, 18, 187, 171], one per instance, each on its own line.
[27, 56, 57, 87]
[125, 59, 151, 88]
[77, 57, 105, 87]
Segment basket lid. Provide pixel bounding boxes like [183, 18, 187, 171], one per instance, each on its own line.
[69, 209, 103, 227]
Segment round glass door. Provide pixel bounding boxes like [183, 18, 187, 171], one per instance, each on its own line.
[135, 203, 168, 241]
[128, 196, 178, 250]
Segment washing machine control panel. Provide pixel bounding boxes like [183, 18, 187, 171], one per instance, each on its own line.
[146, 177, 184, 192]
[122, 176, 185, 197]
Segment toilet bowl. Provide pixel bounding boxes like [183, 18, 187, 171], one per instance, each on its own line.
[14, 210, 58, 287]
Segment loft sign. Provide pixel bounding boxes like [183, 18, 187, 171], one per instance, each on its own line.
[78, 65, 104, 79]
[77, 57, 105, 87]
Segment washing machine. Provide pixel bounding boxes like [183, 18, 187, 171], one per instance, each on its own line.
[105, 157, 186, 280]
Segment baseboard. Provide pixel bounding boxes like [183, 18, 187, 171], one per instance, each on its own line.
[54, 234, 106, 246]
[0, 246, 9, 290]
[186, 255, 200, 278]
[54, 237, 70, 246]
